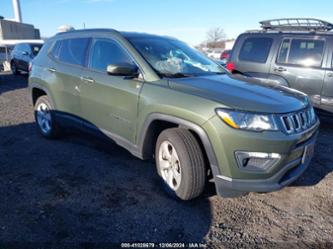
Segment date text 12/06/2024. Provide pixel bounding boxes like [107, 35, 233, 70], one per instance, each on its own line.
[120, 242, 207, 248]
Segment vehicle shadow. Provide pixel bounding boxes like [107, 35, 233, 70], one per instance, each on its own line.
[0, 122, 212, 245]
[0, 72, 28, 95]
[291, 116, 333, 187]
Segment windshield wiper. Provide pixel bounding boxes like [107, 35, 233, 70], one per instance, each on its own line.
[159, 72, 194, 78]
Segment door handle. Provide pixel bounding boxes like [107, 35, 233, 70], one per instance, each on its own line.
[327, 72, 333, 77]
[80, 76, 95, 84]
[274, 67, 287, 72]
[48, 67, 56, 73]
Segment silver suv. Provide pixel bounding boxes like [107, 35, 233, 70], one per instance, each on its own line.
[228, 18, 333, 115]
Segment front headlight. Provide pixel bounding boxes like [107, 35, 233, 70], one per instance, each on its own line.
[216, 108, 278, 132]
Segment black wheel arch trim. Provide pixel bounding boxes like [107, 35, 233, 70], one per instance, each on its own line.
[29, 83, 55, 108]
[138, 113, 220, 174]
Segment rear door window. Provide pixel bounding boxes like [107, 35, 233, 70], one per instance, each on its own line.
[58, 38, 90, 66]
[277, 39, 324, 67]
[89, 39, 134, 72]
[239, 37, 273, 63]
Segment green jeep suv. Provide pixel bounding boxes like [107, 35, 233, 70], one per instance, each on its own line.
[29, 29, 319, 200]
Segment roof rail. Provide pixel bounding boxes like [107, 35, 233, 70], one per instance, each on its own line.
[260, 18, 333, 32]
[55, 28, 120, 36]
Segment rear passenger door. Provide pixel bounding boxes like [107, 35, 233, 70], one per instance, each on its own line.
[269, 37, 326, 107]
[234, 36, 275, 78]
[79, 37, 143, 143]
[47, 37, 90, 117]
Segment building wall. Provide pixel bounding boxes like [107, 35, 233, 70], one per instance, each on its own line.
[0, 19, 40, 40]
[224, 40, 235, 50]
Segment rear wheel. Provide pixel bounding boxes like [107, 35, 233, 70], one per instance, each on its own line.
[155, 128, 206, 200]
[34, 95, 61, 139]
[11, 61, 20, 75]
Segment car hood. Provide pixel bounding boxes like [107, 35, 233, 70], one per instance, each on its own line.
[168, 74, 309, 113]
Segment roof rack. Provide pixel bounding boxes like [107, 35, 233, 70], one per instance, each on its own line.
[260, 18, 333, 32]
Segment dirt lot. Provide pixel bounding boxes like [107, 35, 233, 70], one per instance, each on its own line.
[0, 73, 332, 248]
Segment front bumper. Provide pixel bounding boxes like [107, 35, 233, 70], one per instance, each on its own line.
[203, 116, 320, 197]
[214, 134, 317, 197]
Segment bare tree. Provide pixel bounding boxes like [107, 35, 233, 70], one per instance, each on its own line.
[206, 27, 226, 48]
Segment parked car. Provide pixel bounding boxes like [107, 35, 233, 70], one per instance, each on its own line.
[207, 49, 223, 60]
[217, 49, 232, 67]
[227, 18, 333, 114]
[29, 29, 319, 200]
[11, 41, 43, 74]
[220, 49, 231, 61]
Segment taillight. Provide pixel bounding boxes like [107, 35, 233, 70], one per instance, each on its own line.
[226, 62, 235, 72]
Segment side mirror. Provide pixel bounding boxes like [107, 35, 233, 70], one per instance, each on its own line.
[107, 63, 138, 77]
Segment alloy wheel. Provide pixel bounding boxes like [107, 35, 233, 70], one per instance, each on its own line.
[158, 141, 182, 190]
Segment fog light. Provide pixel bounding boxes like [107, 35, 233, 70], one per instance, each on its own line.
[235, 151, 281, 171]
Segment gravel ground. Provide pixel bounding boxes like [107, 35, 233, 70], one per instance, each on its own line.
[0, 73, 332, 248]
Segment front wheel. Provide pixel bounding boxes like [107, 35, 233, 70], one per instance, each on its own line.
[34, 95, 61, 139]
[155, 128, 206, 200]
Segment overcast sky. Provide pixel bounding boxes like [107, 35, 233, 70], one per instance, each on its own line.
[2, 0, 333, 45]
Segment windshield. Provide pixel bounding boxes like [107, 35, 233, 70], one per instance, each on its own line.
[127, 36, 225, 77]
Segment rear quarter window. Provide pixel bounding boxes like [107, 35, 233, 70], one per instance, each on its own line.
[239, 37, 273, 63]
[50, 40, 61, 59]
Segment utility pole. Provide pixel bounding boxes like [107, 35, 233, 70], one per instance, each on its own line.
[12, 0, 22, 23]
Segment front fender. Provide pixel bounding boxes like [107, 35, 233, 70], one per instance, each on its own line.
[137, 113, 219, 173]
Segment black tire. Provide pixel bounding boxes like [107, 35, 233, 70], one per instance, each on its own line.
[11, 61, 20, 75]
[34, 95, 61, 139]
[155, 128, 206, 200]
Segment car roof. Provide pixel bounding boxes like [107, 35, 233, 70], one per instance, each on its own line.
[54, 28, 177, 41]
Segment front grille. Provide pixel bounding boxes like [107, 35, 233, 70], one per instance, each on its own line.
[280, 107, 316, 134]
